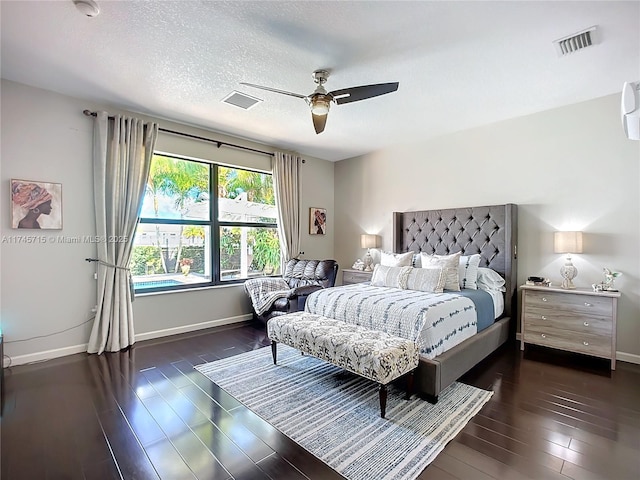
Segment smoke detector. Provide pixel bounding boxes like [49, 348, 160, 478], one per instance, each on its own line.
[73, 0, 100, 18]
[553, 26, 598, 56]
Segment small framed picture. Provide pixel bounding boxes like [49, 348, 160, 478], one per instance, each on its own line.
[10, 179, 63, 229]
[309, 207, 326, 235]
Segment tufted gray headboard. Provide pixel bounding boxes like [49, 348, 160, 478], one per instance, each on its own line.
[392, 204, 518, 319]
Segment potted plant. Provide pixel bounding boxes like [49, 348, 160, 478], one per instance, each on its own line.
[180, 257, 193, 276]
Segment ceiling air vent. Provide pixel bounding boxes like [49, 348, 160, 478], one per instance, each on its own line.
[222, 91, 262, 110]
[553, 26, 598, 56]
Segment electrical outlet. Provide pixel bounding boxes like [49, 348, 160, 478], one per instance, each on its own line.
[93, 272, 98, 280]
[91, 305, 98, 313]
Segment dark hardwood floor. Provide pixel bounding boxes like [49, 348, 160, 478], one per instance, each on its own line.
[2, 321, 639, 480]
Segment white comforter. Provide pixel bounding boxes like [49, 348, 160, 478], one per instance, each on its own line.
[304, 283, 478, 359]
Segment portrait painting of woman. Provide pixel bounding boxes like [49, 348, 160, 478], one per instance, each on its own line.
[11, 179, 62, 229]
[309, 207, 327, 235]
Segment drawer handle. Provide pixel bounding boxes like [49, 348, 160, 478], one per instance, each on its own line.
[541, 333, 546, 338]
[584, 302, 593, 307]
[542, 297, 548, 302]
[541, 315, 547, 320]
[583, 321, 590, 327]
[583, 341, 589, 346]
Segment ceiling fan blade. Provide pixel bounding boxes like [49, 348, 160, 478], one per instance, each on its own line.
[312, 113, 328, 134]
[240, 82, 307, 99]
[329, 82, 399, 105]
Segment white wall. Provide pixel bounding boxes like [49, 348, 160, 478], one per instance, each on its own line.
[0, 80, 334, 365]
[335, 94, 640, 360]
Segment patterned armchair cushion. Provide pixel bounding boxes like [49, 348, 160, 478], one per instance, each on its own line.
[267, 312, 419, 385]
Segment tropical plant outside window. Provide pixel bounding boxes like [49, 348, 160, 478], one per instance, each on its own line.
[131, 154, 281, 292]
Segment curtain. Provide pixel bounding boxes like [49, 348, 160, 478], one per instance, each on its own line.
[273, 151, 301, 262]
[87, 112, 158, 354]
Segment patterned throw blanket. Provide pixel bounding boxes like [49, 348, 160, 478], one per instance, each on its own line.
[244, 278, 295, 316]
[304, 284, 478, 359]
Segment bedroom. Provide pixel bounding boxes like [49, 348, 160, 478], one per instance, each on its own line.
[1, 1, 639, 479]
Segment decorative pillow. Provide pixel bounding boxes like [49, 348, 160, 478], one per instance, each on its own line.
[371, 264, 412, 288]
[420, 251, 461, 291]
[380, 251, 414, 267]
[404, 266, 445, 293]
[476, 267, 506, 292]
[459, 254, 481, 290]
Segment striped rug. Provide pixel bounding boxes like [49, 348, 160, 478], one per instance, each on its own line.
[195, 344, 493, 480]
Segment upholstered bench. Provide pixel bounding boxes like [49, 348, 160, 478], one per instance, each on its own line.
[267, 312, 419, 418]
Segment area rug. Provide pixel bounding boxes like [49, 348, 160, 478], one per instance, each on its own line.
[195, 344, 493, 480]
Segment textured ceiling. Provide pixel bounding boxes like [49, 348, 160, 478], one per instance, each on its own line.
[1, 1, 639, 161]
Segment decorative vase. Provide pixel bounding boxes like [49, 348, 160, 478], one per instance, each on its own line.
[181, 265, 190, 276]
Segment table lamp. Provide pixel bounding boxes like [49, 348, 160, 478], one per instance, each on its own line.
[554, 231, 583, 289]
[361, 234, 381, 272]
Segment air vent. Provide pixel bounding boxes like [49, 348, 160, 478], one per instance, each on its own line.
[222, 91, 262, 110]
[553, 26, 598, 56]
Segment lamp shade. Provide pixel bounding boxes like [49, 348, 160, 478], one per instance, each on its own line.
[360, 234, 381, 249]
[554, 231, 583, 254]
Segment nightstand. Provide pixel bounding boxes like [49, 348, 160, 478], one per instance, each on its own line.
[342, 269, 373, 285]
[520, 285, 620, 369]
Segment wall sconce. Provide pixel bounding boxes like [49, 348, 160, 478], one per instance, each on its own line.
[554, 231, 583, 289]
[361, 234, 381, 272]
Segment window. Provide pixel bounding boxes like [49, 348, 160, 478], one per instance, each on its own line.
[131, 154, 280, 292]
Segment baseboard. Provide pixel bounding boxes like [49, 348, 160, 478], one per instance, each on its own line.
[7, 321, 637, 368]
[515, 333, 640, 365]
[3, 314, 253, 368]
[4, 343, 88, 368]
[615, 351, 640, 365]
[134, 314, 252, 342]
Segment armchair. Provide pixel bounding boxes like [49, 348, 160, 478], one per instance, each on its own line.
[245, 259, 338, 322]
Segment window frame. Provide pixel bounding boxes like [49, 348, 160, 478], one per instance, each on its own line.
[134, 154, 278, 294]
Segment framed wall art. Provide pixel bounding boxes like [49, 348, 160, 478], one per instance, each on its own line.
[309, 207, 326, 235]
[10, 179, 62, 229]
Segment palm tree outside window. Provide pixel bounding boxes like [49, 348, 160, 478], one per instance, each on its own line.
[131, 154, 281, 293]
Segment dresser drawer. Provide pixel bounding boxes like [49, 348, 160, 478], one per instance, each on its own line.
[523, 324, 611, 358]
[524, 290, 612, 316]
[342, 270, 372, 285]
[522, 311, 612, 337]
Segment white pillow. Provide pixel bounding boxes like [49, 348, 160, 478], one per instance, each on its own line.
[459, 254, 481, 290]
[476, 267, 506, 292]
[371, 264, 445, 293]
[380, 251, 414, 267]
[404, 266, 445, 293]
[371, 264, 412, 288]
[420, 251, 461, 291]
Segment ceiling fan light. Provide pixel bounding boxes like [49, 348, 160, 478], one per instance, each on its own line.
[310, 97, 331, 115]
[73, 0, 100, 17]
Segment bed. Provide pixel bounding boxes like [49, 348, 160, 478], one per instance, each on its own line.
[307, 203, 517, 401]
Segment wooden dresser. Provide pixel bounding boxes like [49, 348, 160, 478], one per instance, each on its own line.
[520, 285, 620, 369]
[342, 269, 373, 285]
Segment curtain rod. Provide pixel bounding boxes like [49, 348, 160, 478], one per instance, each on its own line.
[83, 109, 274, 157]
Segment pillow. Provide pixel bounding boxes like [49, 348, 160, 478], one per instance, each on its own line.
[476, 267, 506, 292]
[420, 251, 461, 291]
[371, 264, 445, 293]
[404, 266, 445, 293]
[371, 264, 412, 288]
[380, 251, 414, 267]
[459, 254, 481, 290]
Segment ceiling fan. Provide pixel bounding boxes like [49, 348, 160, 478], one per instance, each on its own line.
[240, 70, 399, 134]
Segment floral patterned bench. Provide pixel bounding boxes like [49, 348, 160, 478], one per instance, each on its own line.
[267, 312, 420, 418]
